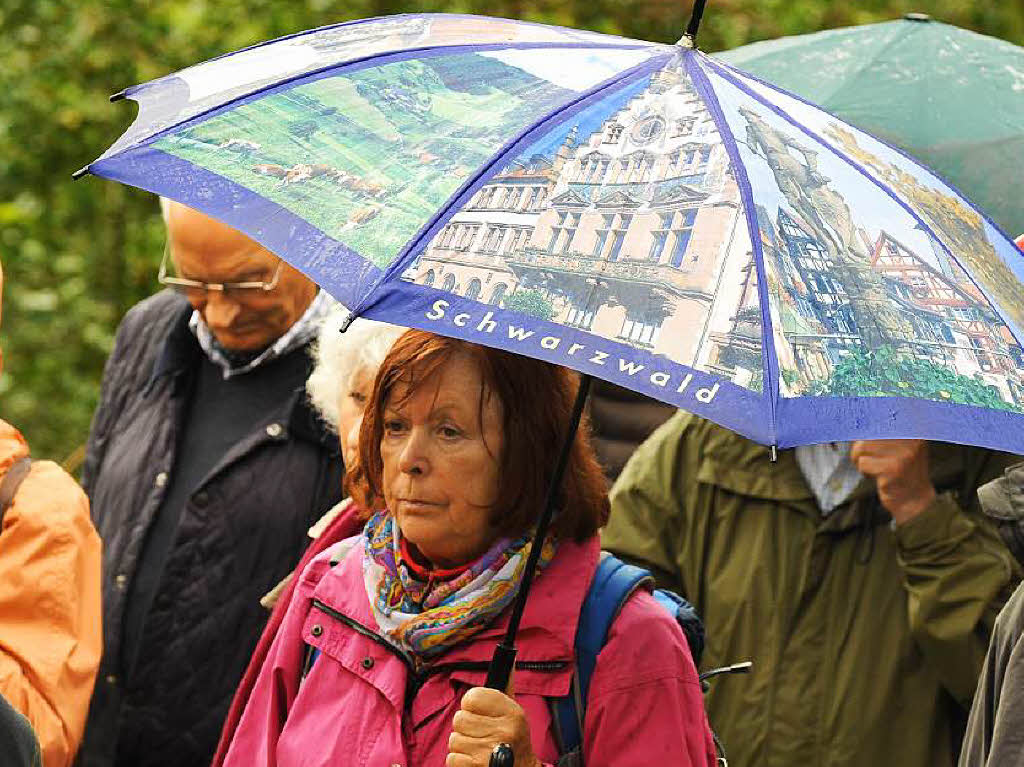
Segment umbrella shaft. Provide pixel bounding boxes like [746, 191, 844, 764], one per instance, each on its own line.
[687, 0, 709, 42]
[486, 373, 594, 691]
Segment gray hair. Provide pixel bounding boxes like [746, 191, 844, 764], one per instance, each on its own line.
[306, 306, 406, 433]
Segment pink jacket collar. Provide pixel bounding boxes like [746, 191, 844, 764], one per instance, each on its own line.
[306, 533, 601, 694]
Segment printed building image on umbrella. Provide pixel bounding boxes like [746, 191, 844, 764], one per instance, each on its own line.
[403, 62, 764, 391]
[705, 58, 1024, 415]
[80, 13, 1024, 453]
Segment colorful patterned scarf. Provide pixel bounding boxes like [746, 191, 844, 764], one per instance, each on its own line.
[361, 510, 556, 660]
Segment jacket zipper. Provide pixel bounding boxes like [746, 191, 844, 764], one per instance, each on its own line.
[421, 659, 568, 675]
[309, 599, 569, 707]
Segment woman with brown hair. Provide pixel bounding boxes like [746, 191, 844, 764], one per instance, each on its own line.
[222, 330, 716, 767]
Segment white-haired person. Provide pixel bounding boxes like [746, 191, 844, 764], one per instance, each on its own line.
[210, 309, 405, 767]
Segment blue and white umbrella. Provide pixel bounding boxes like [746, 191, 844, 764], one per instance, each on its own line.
[80, 8, 1024, 695]
[80, 12, 1024, 455]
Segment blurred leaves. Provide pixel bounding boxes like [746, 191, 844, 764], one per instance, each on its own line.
[1, 0, 1022, 461]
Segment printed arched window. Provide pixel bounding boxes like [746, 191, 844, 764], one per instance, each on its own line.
[490, 283, 508, 306]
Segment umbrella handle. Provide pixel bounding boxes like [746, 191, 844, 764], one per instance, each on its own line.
[488, 744, 515, 767]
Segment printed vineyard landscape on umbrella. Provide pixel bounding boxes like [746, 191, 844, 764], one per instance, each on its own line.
[81, 14, 1024, 455]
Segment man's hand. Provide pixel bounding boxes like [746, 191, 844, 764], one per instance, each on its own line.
[851, 439, 936, 525]
[447, 686, 541, 767]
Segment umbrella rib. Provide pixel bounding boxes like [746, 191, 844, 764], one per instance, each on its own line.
[703, 57, 1024, 352]
[341, 52, 672, 323]
[686, 51, 781, 446]
[814, 20, 920, 111]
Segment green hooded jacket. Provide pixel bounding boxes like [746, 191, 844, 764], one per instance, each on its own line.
[603, 413, 1021, 767]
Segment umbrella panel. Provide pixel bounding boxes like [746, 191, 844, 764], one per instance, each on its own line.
[703, 58, 1024, 446]
[149, 48, 657, 276]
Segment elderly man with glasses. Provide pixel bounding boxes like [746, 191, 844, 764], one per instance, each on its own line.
[77, 200, 343, 767]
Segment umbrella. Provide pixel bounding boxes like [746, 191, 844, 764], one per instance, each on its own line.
[78, 7, 1024, 699]
[716, 13, 1024, 237]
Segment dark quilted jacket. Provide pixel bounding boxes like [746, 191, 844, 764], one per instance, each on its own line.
[77, 290, 343, 767]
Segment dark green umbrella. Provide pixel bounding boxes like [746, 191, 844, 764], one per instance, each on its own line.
[716, 13, 1024, 237]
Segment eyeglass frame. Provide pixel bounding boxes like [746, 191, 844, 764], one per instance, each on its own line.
[158, 244, 284, 296]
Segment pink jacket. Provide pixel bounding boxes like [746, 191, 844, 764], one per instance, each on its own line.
[223, 534, 717, 767]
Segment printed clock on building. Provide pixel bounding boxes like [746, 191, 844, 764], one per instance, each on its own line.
[630, 115, 666, 146]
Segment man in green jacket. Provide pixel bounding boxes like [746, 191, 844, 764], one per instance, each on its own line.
[603, 412, 1021, 767]
[959, 462, 1024, 767]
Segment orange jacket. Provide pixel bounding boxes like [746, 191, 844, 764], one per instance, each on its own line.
[0, 420, 102, 767]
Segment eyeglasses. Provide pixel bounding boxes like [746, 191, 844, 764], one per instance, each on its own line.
[158, 245, 284, 298]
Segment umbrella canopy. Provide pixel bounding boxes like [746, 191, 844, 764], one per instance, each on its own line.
[716, 13, 1024, 237]
[80, 13, 1024, 456]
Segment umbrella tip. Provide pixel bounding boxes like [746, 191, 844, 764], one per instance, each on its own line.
[338, 310, 357, 333]
[109, 90, 127, 103]
[903, 12, 932, 22]
[71, 166, 90, 181]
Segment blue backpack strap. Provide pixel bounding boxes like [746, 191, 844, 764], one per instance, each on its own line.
[653, 589, 705, 668]
[552, 552, 653, 762]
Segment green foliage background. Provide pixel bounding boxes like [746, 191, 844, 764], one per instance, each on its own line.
[2, 0, 1023, 463]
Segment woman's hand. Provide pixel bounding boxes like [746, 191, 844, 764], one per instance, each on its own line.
[446, 686, 541, 767]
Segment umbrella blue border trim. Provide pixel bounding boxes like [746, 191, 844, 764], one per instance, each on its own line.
[89, 149, 382, 309]
[704, 56, 1024, 349]
[348, 53, 670, 321]
[775, 395, 1024, 454]
[684, 49, 780, 446]
[122, 12, 658, 99]
[109, 41, 661, 160]
[89, 40, 1024, 453]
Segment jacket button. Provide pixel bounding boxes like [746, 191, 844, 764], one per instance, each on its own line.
[310, 624, 323, 637]
[115, 574, 128, 590]
[106, 674, 118, 685]
[266, 423, 283, 437]
[361, 657, 375, 670]
[154, 471, 168, 488]
[193, 490, 209, 507]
